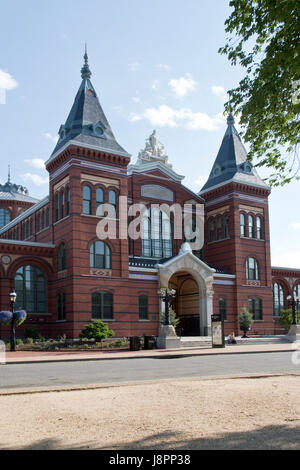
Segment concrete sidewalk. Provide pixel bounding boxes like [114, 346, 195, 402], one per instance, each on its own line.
[3, 341, 297, 365]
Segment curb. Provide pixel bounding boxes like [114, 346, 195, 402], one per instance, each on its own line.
[3, 346, 294, 365]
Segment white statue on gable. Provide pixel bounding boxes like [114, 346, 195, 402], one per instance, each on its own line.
[137, 130, 172, 168]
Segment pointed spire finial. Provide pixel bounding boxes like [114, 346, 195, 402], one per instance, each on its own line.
[8, 165, 11, 183]
[81, 44, 92, 79]
[227, 93, 235, 125]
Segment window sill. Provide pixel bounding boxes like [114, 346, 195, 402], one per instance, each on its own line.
[56, 320, 67, 323]
[139, 319, 150, 322]
[92, 318, 115, 322]
[240, 236, 265, 242]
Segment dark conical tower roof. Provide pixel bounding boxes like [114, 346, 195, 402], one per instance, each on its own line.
[200, 114, 268, 193]
[47, 49, 130, 163]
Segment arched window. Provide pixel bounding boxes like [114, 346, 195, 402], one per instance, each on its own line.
[92, 292, 113, 320]
[273, 282, 285, 316]
[55, 193, 59, 222]
[248, 298, 263, 320]
[41, 210, 45, 230]
[0, 209, 11, 228]
[109, 190, 117, 208]
[246, 257, 259, 280]
[66, 188, 70, 216]
[45, 208, 50, 227]
[256, 216, 263, 239]
[139, 295, 149, 320]
[294, 284, 300, 312]
[224, 214, 229, 239]
[96, 188, 104, 215]
[37, 213, 41, 232]
[219, 298, 227, 320]
[216, 216, 222, 240]
[58, 243, 67, 271]
[83, 185, 92, 215]
[60, 191, 65, 219]
[240, 214, 246, 237]
[90, 241, 111, 269]
[248, 215, 254, 238]
[208, 219, 215, 242]
[57, 293, 66, 321]
[142, 208, 173, 258]
[14, 265, 47, 313]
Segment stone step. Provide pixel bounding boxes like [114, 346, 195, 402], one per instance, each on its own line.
[180, 338, 212, 349]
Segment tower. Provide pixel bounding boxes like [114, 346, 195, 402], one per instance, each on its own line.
[45, 50, 131, 337]
[200, 114, 274, 333]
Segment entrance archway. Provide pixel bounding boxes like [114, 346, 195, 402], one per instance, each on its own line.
[157, 243, 215, 337]
[169, 271, 200, 336]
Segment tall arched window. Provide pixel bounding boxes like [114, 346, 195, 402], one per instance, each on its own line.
[216, 216, 222, 240]
[83, 185, 92, 215]
[58, 243, 67, 271]
[240, 214, 245, 237]
[224, 214, 230, 239]
[55, 193, 59, 222]
[90, 241, 111, 269]
[248, 215, 254, 238]
[92, 292, 113, 320]
[0, 209, 11, 228]
[14, 265, 47, 313]
[248, 298, 263, 320]
[41, 210, 45, 230]
[60, 191, 65, 219]
[46, 208, 50, 227]
[139, 295, 149, 320]
[246, 257, 259, 280]
[66, 188, 70, 216]
[37, 213, 41, 232]
[256, 216, 263, 239]
[273, 282, 285, 316]
[96, 188, 104, 215]
[208, 219, 215, 242]
[142, 208, 173, 258]
[109, 190, 117, 208]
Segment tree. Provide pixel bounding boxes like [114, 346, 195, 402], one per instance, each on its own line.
[160, 306, 180, 328]
[219, 0, 300, 186]
[279, 308, 300, 331]
[79, 321, 114, 347]
[238, 306, 254, 338]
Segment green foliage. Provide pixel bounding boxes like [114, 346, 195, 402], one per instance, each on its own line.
[79, 321, 115, 344]
[219, 0, 300, 186]
[160, 306, 180, 328]
[238, 306, 254, 331]
[279, 309, 300, 331]
[24, 326, 42, 340]
[25, 337, 34, 344]
[16, 338, 23, 346]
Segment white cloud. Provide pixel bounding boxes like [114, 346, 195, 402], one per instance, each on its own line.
[129, 105, 225, 130]
[271, 251, 300, 269]
[152, 80, 159, 90]
[44, 132, 59, 144]
[128, 61, 141, 72]
[195, 175, 209, 187]
[211, 85, 226, 98]
[132, 97, 141, 104]
[24, 158, 46, 169]
[168, 74, 196, 97]
[0, 69, 18, 90]
[156, 64, 170, 70]
[21, 173, 49, 186]
[291, 223, 300, 229]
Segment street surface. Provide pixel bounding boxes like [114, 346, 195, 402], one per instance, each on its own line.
[0, 351, 298, 390]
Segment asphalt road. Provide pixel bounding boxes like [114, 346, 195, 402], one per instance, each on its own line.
[0, 351, 298, 390]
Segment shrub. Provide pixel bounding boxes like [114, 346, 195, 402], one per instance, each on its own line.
[25, 338, 34, 344]
[24, 326, 42, 340]
[79, 321, 115, 346]
[160, 307, 180, 328]
[16, 339, 23, 346]
[238, 307, 254, 336]
[279, 309, 300, 332]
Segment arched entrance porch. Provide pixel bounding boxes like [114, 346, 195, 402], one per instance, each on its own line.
[157, 243, 215, 337]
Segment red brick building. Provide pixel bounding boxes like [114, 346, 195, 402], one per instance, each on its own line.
[0, 53, 299, 339]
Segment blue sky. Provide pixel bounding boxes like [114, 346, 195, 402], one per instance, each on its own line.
[0, 0, 299, 267]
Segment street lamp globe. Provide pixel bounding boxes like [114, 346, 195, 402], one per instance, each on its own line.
[10, 291, 17, 303]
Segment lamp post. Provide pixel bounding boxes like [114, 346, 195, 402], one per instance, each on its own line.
[10, 290, 17, 352]
[158, 288, 176, 326]
[287, 294, 300, 326]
